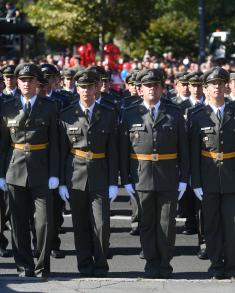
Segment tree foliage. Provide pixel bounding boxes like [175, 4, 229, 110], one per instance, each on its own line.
[15, 0, 235, 58]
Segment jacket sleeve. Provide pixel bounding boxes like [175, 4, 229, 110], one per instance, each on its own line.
[189, 115, 202, 188]
[107, 110, 119, 186]
[0, 110, 10, 178]
[177, 112, 189, 183]
[119, 111, 131, 186]
[48, 103, 59, 178]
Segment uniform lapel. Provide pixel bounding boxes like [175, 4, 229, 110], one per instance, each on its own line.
[205, 105, 219, 126]
[76, 103, 89, 127]
[14, 96, 28, 127]
[88, 103, 101, 129]
[154, 102, 166, 125]
[221, 104, 233, 128]
[26, 97, 41, 124]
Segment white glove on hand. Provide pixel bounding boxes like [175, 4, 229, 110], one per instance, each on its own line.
[59, 185, 70, 202]
[0, 178, 8, 192]
[193, 188, 203, 201]
[178, 182, 187, 200]
[109, 185, 119, 202]
[48, 177, 59, 189]
[124, 184, 135, 199]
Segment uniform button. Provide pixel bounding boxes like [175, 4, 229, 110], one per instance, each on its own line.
[26, 133, 29, 136]
[153, 148, 157, 152]
[72, 137, 76, 142]
[88, 131, 91, 134]
[220, 161, 223, 165]
[221, 141, 223, 144]
[25, 124, 29, 127]
[220, 130, 223, 134]
[88, 141, 91, 145]
[153, 138, 156, 142]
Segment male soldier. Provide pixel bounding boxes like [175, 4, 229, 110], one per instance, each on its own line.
[0, 72, 6, 99]
[120, 69, 189, 279]
[0, 76, 11, 257]
[59, 70, 119, 277]
[0, 63, 59, 277]
[228, 72, 235, 101]
[185, 72, 208, 259]
[40, 63, 68, 258]
[171, 72, 190, 110]
[62, 69, 78, 96]
[121, 70, 142, 236]
[190, 67, 235, 279]
[178, 72, 205, 236]
[2, 65, 20, 98]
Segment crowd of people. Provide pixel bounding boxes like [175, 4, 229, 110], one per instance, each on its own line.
[0, 53, 235, 280]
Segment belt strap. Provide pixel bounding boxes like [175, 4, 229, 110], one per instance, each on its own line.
[130, 153, 177, 161]
[12, 143, 48, 151]
[201, 150, 235, 161]
[70, 149, 106, 160]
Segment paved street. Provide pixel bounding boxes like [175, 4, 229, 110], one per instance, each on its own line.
[0, 188, 235, 292]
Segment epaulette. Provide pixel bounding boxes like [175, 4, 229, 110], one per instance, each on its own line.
[189, 104, 204, 115]
[124, 102, 140, 111]
[3, 96, 15, 104]
[228, 100, 235, 108]
[60, 103, 74, 113]
[43, 96, 56, 103]
[164, 101, 181, 110]
[99, 102, 114, 111]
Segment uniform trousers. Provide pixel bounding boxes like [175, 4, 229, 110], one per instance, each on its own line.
[202, 192, 235, 277]
[0, 190, 8, 249]
[69, 187, 110, 274]
[138, 190, 177, 277]
[8, 184, 53, 276]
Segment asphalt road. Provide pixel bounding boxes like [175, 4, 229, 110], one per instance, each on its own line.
[0, 187, 210, 279]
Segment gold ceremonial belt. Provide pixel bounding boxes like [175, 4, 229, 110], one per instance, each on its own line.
[70, 149, 106, 160]
[11, 143, 48, 151]
[201, 150, 235, 161]
[130, 153, 177, 161]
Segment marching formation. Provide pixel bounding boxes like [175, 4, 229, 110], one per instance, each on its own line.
[0, 62, 235, 280]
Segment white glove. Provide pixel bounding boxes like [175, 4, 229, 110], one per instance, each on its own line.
[124, 184, 135, 199]
[59, 185, 70, 202]
[48, 177, 59, 189]
[193, 188, 203, 201]
[0, 178, 8, 192]
[178, 182, 187, 200]
[109, 185, 119, 202]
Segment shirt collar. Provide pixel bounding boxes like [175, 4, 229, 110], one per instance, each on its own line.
[189, 96, 204, 106]
[79, 101, 96, 114]
[6, 87, 17, 95]
[20, 95, 37, 108]
[47, 90, 53, 97]
[95, 96, 102, 104]
[143, 100, 161, 113]
[209, 103, 226, 116]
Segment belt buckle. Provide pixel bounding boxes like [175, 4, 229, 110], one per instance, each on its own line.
[85, 151, 93, 160]
[24, 143, 31, 152]
[152, 154, 159, 161]
[216, 152, 223, 161]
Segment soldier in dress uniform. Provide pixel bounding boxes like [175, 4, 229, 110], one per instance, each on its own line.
[228, 72, 235, 101]
[62, 68, 80, 102]
[0, 75, 11, 257]
[190, 66, 235, 280]
[171, 72, 190, 108]
[0, 63, 59, 277]
[58, 70, 119, 277]
[2, 65, 21, 98]
[119, 68, 189, 278]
